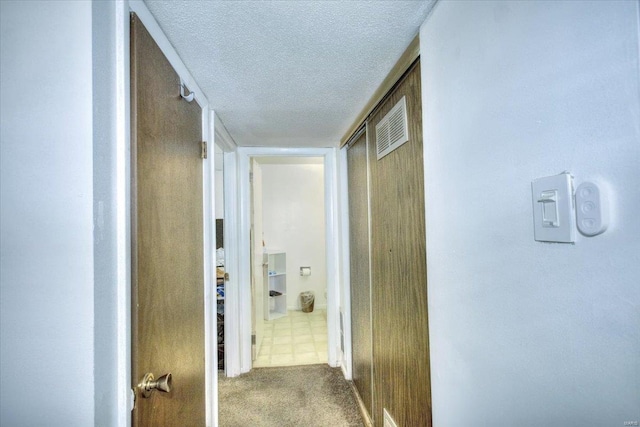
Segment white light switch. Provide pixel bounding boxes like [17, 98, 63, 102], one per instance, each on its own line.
[532, 172, 575, 243]
[538, 190, 559, 227]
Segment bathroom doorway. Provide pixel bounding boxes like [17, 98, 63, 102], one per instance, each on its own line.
[250, 156, 328, 367]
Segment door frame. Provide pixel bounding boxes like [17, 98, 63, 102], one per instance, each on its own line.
[114, 1, 217, 425]
[225, 147, 342, 374]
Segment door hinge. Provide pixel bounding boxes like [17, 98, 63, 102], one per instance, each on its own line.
[249, 171, 253, 184]
[224, 272, 230, 281]
[201, 141, 208, 159]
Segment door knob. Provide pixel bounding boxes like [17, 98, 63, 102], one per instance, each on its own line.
[138, 372, 172, 398]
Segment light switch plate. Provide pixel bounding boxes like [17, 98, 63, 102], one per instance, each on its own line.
[532, 172, 575, 243]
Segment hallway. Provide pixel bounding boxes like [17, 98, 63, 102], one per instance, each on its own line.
[218, 364, 364, 427]
[2, 1, 639, 426]
[254, 309, 328, 368]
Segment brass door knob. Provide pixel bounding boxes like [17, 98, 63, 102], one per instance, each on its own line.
[139, 372, 172, 398]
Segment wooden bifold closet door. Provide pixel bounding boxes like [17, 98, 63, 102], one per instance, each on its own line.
[348, 128, 374, 421]
[348, 60, 432, 427]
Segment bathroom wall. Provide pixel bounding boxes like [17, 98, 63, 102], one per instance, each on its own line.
[421, 1, 640, 425]
[260, 160, 327, 310]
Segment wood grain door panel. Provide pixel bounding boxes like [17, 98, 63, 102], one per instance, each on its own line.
[347, 129, 374, 421]
[367, 61, 432, 427]
[130, 14, 205, 426]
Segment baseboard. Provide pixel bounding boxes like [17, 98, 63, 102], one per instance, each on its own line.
[287, 304, 327, 312]
[348, 380, 373, 427]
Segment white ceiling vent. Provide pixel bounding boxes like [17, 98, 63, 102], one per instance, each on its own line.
[376, 96, 409, 160]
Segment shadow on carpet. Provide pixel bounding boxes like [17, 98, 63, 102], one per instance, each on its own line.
[218, 364, 364, 427]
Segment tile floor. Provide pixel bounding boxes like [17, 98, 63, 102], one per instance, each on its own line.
[254, 309, 328, 368]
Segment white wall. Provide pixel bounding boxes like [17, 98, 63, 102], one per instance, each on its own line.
[420, 1, 640, 426]
[215, 170, 224, 219]
[260, 162, 327, 310]
[0, 1, 95, 425]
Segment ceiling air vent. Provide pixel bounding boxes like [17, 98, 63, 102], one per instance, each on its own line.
[376, 96, 409, 160]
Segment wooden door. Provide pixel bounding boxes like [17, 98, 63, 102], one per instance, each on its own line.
[347, 128, 374, 421]
[368, 60, 431, 427]
[130, 14, 206, 426]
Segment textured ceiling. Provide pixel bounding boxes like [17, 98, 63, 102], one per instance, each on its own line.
[144, 0, 436, 147]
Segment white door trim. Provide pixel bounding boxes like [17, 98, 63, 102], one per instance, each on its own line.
[337, 146, 353, 379]
[114, 2, 132, 425]
[209, 109, 238, 422]
[222, 150, 241, 377]
[227, 147, 341, 374]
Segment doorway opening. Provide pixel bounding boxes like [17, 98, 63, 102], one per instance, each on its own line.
[250, 156, 328, 367]
[214, 143, 226, 372]
[226, 146, 341, 375]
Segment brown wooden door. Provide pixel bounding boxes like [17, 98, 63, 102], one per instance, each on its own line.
[367, 61, 431, 427]
[130, 14, 206, 426]
[347, 128, 374, 422]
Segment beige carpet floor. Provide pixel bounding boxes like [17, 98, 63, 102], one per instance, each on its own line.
[218, 364, 365, 427]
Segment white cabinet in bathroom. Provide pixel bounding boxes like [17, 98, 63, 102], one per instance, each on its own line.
[264, 251, 287, 320]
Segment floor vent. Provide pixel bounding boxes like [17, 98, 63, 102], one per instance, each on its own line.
[383, 408, 398, 427]
[376, 96, 409, 160]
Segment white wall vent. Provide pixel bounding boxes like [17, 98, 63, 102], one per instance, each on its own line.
[383, 408, 398, 427]
[376, 96, 409, 160]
